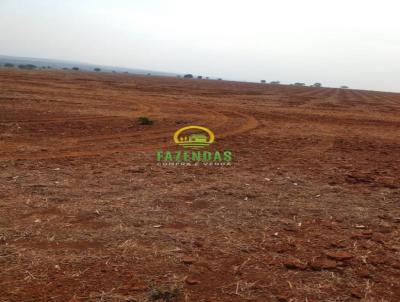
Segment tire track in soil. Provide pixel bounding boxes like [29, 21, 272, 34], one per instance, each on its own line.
[0, 103, 259, 161]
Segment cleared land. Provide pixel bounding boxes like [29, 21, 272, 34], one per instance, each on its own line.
[0, 69, 399, 302]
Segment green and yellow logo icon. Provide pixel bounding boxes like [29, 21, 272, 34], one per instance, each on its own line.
[156, 125, 232, 164]
[173, 125, 215, 149]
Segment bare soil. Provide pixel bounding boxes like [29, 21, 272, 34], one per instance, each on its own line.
[0, 69, 399, 302]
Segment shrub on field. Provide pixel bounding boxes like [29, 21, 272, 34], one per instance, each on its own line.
[270, 81, 280, 85]
[261, 80, 266, 83]
[138, 116, 154, 125]
[94, 68, 101, 72]
[197, 76, 203, 79]
[4, 63, 14, 68]
[72, 67, 79, 71]
[148, 284, 181, 301]
[311, 82, 322, 87]
[340, 85, 349, 89]
[294, 82, 305, 86]
[183, 74, 193, 78]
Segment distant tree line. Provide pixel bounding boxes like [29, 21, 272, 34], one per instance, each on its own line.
[18, 64, 37, 70]
[3, 63, 53, 70]
[182, 74, 214, 80]
[1, 64, 350, 88]
[260, 80, 281, 85]
[1, 62, 114, 74]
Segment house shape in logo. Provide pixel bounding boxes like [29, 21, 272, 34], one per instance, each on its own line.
[174, 126, 215, 149]
[188, 134, 207, 143]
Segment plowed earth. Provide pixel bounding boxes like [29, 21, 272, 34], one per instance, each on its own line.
[0, 69, 399, 302]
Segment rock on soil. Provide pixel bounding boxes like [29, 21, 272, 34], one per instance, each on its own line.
[283, 258, 307, 270]
[182, 256, 197, 265]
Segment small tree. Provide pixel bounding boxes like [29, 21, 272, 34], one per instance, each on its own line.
[183, 74, 193, 78]
[197, 76, 203, 79]
[4, 63, 14, 68]
[294, 82, 305, 86]
[72, 67, 79, 71]
[94, 68, 101, 72]
[261, 80, 266, 83]
[138, 116, 153, 125]
[340, 85, 349, 89]
[311, 82, 322, 87]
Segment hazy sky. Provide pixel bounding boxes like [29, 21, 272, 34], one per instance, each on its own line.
[1, 0, 400, 91]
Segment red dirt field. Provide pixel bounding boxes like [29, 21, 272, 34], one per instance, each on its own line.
[0, 69, 399, 302]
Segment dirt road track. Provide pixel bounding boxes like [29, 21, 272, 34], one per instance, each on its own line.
[0, 69, 400, 301]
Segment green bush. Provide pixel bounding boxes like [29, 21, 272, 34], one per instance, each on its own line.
[138, 116, 154, 125]
[148, 284, 180, 301]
